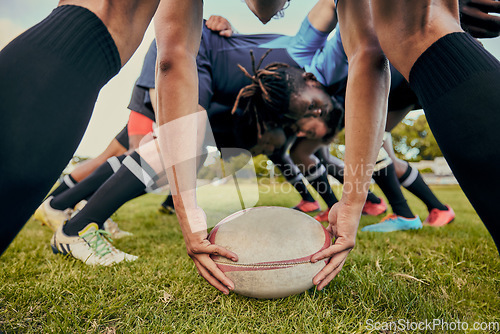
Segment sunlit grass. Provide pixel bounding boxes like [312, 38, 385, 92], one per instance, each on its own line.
[1, 184, 498, 333]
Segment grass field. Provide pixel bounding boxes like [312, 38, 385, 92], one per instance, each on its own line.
[1, 183, 499, 333]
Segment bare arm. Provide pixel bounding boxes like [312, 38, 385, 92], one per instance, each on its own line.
[311, 0, 389, 289]
[307, 0, 338, 33]
[154, 0, 237, 294]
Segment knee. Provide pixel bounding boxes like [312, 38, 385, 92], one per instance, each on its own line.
[393, 158, 409, 178]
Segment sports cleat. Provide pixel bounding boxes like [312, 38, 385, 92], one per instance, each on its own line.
[424, 205, 455, 227]
[362, 198, 387, 216]
[293, 200, 320, 213]
[314, 208, 331, 223]
[158, 203, 175, 215]
[103, 219, 133, 239]
[73, 200, 87, 212]
[33, 196, 73, 231]
[361, 214, 422, 232]
[73, 200, 132, 239]
[51, 222, 137, 266]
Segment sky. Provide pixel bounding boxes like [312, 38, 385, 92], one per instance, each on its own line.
[1, 0, 499, 158]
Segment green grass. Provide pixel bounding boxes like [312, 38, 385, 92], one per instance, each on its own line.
[1, 184, 499, 333]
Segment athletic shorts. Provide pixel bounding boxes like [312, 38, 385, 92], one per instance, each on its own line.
[128, 110, 154, 136]
[127, 85, 156, 121]
[115, 125, 130, 150]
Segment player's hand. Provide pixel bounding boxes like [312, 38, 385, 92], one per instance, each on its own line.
[459, 0, 500, 38]
[182, 224, 238, 295]
[205, 15, 234, 37]
[310, 199, 361, 290]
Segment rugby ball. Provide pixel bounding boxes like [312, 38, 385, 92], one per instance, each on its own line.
[208, 206, 331, 299]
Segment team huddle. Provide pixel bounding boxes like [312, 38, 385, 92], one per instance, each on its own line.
[0, 0, 499, 295]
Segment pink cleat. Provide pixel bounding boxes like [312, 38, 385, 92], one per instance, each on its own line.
[314, 208, 331, 223]
[362, 198, 387, 216]
[293, 200, 320, 213]
[424, 205, 455, 227]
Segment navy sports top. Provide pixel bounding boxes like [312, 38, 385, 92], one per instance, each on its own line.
[128, 16, 418, 148]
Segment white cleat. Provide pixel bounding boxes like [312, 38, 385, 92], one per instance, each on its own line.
[73, 201, 133, 239]
[104, 219, 133, 239]
[33, 196, 73, 231]
[51, 222, 137, 266]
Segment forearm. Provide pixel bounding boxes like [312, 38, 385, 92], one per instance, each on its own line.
[337, 0, 389, 209]
[343, 55, 389, 208]
[154, 0, 204, 232]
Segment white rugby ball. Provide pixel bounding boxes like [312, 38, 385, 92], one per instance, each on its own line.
[208, 206, 331, 299]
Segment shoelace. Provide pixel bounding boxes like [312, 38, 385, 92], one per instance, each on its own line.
[81, 229, 114, 257]
[380, 214, 397, 222]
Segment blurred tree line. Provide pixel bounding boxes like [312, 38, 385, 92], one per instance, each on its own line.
[331, 114, 442, 162]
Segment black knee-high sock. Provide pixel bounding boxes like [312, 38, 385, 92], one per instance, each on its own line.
[366, 191, 382, 204]
[0, 6, 120, 253]
[373, 164, 414, 218]
[269, 150, 316, 203]
[162, 193, 174, 208]
[63, 153, 149, 236]
[315, 147, 380, 204]
[48, 174, 78, 198]
[410, 32, 500, 250]
[292, 175, 316, 202]
[305, 163, 338, 208]
[51, 155, 126, 210]
[399, 163, 447, 211]
[314, 146, 344, 182]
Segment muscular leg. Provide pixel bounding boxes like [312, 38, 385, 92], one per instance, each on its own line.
[290, 139, 339, 209]
[372, 163, 414, 219]
[373, 0, 500, 249]
[0, 7, 122, 254]
[314, 146, 345, 182]
[63, 152, 150, 236]
[47, 126, 128, 198]
[269, 137, 318, 206]
[269, 151, 317, 204]
[314, 145, 383, 206]
[71, 138, 127, 182]
[50, 155, 127, 211]
[383, 133, 447, 211]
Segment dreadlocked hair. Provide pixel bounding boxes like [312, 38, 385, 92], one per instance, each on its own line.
[231, 50, 308, 139]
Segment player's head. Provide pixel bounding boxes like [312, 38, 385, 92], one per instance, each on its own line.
[232, 55, 343, 142]
[245, 0, 291, 24]
[287, 75, 344, 142]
